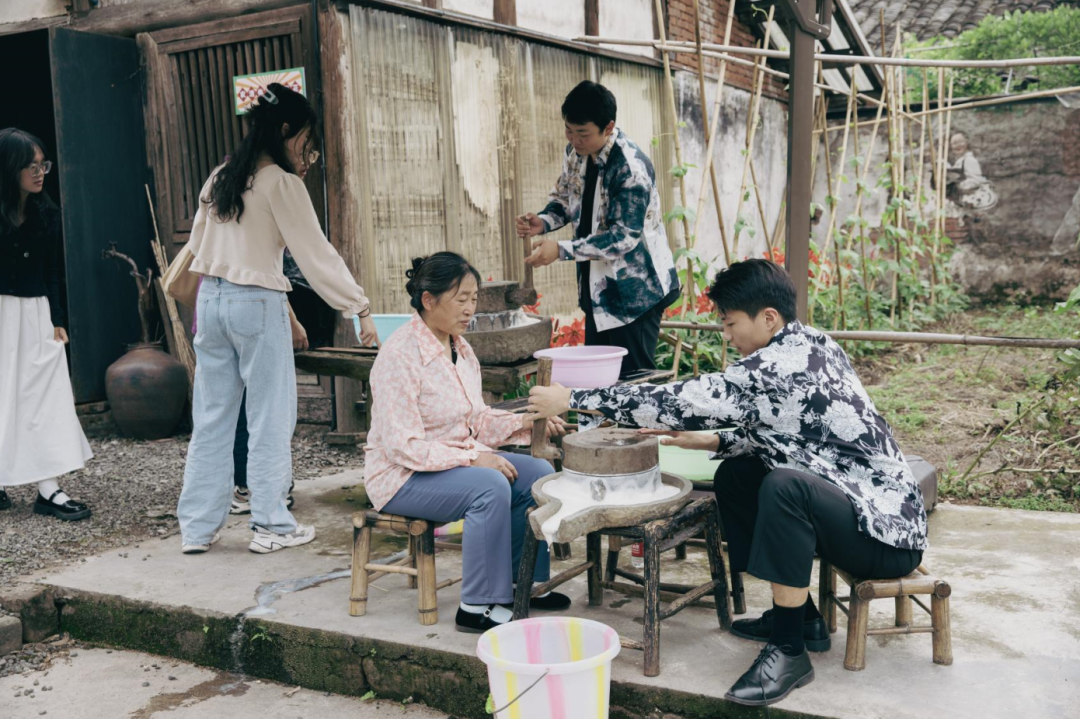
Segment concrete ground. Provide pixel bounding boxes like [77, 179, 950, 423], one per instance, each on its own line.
[0, 646, 446, 718]
[18, 471, 1080, 719]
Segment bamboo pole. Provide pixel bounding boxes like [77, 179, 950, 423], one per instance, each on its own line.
[691, 0, 733, 266]
[574, 36, 1080, 70]
[658, 323, 1080, 349]
[651, 0, 694, 311]
[813, 77, 855, 329]
[730, 8, 775, 257]
[697, 4, 769, 264]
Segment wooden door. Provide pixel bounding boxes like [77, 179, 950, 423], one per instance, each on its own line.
[49, 27, 151, 403]
[138, 5, 322, 254]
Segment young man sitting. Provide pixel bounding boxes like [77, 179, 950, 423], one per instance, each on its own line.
[527, 259, 927, 706]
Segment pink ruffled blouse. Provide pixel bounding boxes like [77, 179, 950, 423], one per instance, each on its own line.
[363, 314, 531, 510]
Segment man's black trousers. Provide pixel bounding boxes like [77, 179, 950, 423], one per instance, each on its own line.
[713, 456, 922, 588]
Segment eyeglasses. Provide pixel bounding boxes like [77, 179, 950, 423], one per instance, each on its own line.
[304, 150, 320, 167]
[26, 161, 52, 178]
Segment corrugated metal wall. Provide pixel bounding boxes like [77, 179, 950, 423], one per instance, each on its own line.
[347, 5, 672, 316]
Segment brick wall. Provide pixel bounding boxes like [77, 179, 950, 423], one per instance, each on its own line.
[665, 0, 788, 102]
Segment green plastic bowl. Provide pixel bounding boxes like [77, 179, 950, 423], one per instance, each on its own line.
[658, 440, 719, 481]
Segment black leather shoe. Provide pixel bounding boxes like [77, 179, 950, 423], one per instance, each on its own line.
[0, 491, 10, 511]
[730, 609, 831, 652]
[455, 606, 509, 634]
[725, 644, 814, 707]
[33, 491, 91, 521]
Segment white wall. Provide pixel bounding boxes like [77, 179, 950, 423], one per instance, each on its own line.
[443, 0, 495, 21]
[599, 0, 654, 58]
[518, 0, 584, 38]
[0, 0, 67, 25]
[673, 71, 789, 271]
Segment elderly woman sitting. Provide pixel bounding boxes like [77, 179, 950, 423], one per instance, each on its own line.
[365, 252, 570, 633]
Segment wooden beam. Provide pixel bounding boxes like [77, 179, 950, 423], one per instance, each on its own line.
[74, 0, 303, 37]
[493, 0, 516, 26]
[585, 0, 599, 37]
[422, 0, 442, 7]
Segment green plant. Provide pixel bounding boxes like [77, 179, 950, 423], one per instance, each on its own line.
[907, 7, 1080, 99]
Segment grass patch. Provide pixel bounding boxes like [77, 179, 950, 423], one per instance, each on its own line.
[854, 303, 1080, 513]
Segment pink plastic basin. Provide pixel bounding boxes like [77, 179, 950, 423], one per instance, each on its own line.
[533, 345, 627, 389]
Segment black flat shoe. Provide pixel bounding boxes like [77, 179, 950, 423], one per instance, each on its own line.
[0, 491, 10, 511]
[730, 609, 831, 652]
[455, 606, 509, 634]
[502, 590, 572, 612]
[33, 491, 91, 521]
[725, 644, 814, 707]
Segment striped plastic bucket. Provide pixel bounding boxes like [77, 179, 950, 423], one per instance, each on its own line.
[476, 617, 620, 719]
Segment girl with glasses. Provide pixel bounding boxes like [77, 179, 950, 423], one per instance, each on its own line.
[0, 128, 93, 520]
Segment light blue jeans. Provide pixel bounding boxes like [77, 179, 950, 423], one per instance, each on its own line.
[383, 452, 553, 605]
[178, 278, 297, 544]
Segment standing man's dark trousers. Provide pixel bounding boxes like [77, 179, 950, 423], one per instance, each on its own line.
[583, 286, 679, 379]
[713, 456, 922, 588]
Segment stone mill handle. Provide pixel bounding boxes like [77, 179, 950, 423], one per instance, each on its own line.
[531, 357, 563, 462]
[523, 233, 534, 291]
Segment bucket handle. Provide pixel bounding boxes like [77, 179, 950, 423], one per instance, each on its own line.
[489, 668, 550, 718]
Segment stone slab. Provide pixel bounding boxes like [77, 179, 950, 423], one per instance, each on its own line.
[0, 614, 22, 656]
[20, 470, 1080, 719]
[563, 427, 660, 476]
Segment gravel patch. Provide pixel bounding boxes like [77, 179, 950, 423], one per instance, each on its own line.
[0, 632, 86, 680]
[0, 435, 363, 589]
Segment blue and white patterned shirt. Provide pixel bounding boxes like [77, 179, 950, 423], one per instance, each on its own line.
[570, 321, 928, 551]
[537, 128, 678, 331]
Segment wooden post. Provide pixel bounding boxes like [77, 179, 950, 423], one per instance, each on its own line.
[895, 595, 913, 627]
[931, 594, 953, 665]
[493, 0, 516, 25]
[703, 508, 733, 630]
[514, 512, 540, 620]
[407, 534, 419, 589]
[844, 594, 870, 671]
[818, 559, 837, 633]
[587, 532, 604, 606]
[530, 357, 562, 462]
[584, 0, 599, 37]
[415, 524, 438, 626]
[605, 535, 622, 583]
[642, 525, 662, 677]
[349, 513, 370, 617]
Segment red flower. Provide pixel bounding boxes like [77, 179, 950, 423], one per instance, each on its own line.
[663, 304, 681, 320]
[523, 292, 542, 315]
[551, 317, 585, 348]
[763, 248, 785, 265]
[696, 292, 714, 317]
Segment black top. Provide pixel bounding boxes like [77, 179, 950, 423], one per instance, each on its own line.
[0, 207, 66, 327]
[575, 156, 600, 312]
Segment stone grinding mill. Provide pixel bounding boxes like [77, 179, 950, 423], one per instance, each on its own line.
[464, 242, 552, 366]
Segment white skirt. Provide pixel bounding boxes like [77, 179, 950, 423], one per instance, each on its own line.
[0, 295, 93, 487]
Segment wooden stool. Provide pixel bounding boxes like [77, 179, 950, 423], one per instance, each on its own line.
[349, 510, 462, 626]
[819, 561, 953, 671]
[513, 496, 732, 677]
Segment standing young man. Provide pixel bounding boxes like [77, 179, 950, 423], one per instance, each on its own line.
[518, 81, 679, 378]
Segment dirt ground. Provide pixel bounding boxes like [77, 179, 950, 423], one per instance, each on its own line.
[854, 304, 1079, 512]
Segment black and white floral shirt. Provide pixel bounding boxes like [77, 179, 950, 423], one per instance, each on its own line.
[570, 321, 928, 551]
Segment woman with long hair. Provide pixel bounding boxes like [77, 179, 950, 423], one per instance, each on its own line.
[0, 128, 92, 520]
[178, 83, 378, 555]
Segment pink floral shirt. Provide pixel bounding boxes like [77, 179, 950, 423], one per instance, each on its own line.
[363, 314, 531, 510]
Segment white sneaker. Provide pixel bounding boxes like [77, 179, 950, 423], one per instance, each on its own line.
[248, 524, 316, 554]
[181, 531, 221, 554]
[229, 488, 251, 515]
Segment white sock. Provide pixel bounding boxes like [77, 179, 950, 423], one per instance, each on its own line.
[38, 479, 70, 505]
[513, 583, 551, 599]
[459, 602, 513, 623]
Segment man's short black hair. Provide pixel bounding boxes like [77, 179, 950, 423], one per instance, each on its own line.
[562, 81, 617, 130]
[707, 259, 798, 324]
